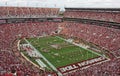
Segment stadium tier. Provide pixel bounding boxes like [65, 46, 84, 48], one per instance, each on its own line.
[64, 8, 120, 23]
[0, 7, 120, 76]
[0, 7, 60, 19]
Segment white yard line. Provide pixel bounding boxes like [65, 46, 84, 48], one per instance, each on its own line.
[24, 38, 63, 76]
[36, 59, 47, 68]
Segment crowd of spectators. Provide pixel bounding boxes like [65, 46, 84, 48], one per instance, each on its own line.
[64, 10, 120, 23]
[0, 7, 59, 18]
[61, 22, 120, 57]
[0, 50, 39, 76]
[0, 20, 120, 75]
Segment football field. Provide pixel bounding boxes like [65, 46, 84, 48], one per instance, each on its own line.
[27, 36, 99, 68]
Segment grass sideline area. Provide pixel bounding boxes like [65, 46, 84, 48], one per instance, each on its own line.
[27, 36, 99, 68]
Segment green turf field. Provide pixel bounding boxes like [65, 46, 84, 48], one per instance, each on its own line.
[27, 36, 99, 68]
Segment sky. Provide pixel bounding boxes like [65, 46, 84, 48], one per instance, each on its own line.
[0, 0, 120, 9]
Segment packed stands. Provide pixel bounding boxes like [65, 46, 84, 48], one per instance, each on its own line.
[1, 21, 120, 75]
[0, 7, 59, 19]
[64, 9, 120, 23]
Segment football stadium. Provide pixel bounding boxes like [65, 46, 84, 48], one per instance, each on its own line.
[0, 0, 120, 76]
